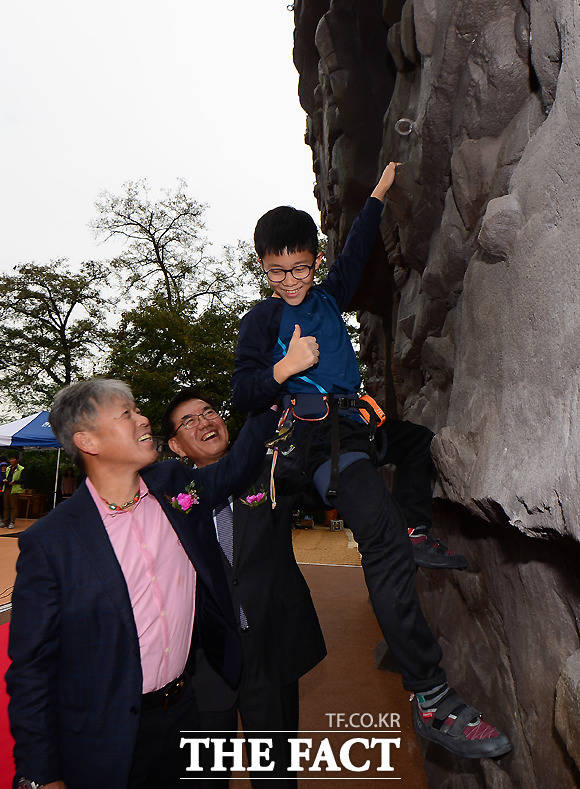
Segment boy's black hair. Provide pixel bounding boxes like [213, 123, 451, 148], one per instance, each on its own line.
[254, 205, 318, 259]
[161, 388, 221, 441]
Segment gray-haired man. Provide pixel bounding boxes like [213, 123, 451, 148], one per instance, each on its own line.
[6, 378, 276, 789]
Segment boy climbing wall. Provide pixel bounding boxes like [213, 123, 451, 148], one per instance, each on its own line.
[232, 162, 511, 760]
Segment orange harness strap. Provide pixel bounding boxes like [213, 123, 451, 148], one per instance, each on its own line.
[358, 393, 386, 427]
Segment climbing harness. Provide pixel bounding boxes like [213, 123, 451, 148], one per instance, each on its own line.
[267, 392, 387, 507]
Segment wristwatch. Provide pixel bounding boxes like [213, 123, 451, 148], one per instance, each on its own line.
[17, 779, 44, 789]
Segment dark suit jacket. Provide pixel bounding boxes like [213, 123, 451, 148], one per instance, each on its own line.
[6, 410, 277, 789]
[192, 465, 326, 712]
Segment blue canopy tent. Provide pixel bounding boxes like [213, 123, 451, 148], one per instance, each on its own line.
[0, 411, 62, 509]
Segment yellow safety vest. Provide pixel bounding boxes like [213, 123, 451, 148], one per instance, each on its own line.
[5, 464, 24, 495]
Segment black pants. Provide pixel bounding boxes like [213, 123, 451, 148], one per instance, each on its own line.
[335, 458, 446, 692]
[196, 632, 299, 788]
[381, 419, 435, 531]
[127, 675, 199, 789]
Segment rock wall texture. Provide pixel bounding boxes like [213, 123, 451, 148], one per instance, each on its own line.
[293, 0, 579, 786]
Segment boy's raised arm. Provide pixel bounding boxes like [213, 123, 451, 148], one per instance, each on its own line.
[322, 161, 400, 311]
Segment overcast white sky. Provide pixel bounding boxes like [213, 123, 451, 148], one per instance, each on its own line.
[0, 0, 319, 271]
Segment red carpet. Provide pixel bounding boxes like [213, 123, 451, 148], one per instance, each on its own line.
[1, 623, 14, 788]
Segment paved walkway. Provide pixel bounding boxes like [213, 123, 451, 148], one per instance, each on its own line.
[293, 563, 427, 786]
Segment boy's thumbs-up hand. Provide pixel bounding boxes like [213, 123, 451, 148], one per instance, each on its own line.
[273, 324, 320, 384]
[288, 324, 319, 371]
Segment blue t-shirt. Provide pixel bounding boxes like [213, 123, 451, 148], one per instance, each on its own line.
[273, 288, 360, 395]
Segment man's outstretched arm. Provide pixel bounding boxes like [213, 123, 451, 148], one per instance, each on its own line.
[162, 407, 280, 509]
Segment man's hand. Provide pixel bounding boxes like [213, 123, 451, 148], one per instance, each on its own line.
[371, 161, 401, 202]
[273, 324, 319, 383]
[42, 783, 67, 789]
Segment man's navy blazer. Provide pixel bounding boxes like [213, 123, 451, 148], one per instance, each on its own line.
[6, 410, 276, 789]
[192, 466, 326, 711]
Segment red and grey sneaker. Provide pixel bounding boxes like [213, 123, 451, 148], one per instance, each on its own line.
[411, 690, 512, 759]
[408, 527, 468, 570]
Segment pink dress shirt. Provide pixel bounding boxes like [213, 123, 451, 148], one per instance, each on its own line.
[86, 476, 196, 693]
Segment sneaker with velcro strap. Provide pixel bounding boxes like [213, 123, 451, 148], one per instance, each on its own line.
[409, 527, 468, 570]
[412, 689, 512, 759]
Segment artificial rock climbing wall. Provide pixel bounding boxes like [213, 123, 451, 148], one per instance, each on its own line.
[293, 0, 580, 786]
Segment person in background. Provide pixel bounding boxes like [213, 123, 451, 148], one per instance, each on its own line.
[0, 459, 8, 525]
[2, 454, 25, 529]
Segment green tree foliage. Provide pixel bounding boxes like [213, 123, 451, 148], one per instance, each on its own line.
[95, 180, 262, 433]
[17, 450, 62, 497]
[106, 296, 242, 433]
[0, 177, 364, 442]
[0, 260, 112, 413]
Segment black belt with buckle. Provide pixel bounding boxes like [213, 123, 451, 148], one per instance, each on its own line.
[281, 392, 361, 419]
[142, 672, 188, 711]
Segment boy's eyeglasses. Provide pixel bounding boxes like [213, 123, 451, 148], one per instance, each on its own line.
[172, 408, 219, 436]
[264, 262, 316, 283]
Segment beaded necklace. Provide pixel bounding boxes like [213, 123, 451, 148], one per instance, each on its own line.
[101, 490, 141, 512]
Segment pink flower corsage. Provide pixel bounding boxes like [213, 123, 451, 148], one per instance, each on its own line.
[171, 481, 199, 514]
[241, 487, 268, 508]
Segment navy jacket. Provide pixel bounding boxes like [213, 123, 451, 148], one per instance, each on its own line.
[6, 409, 276, 789]
[192, 466, 326, 711]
